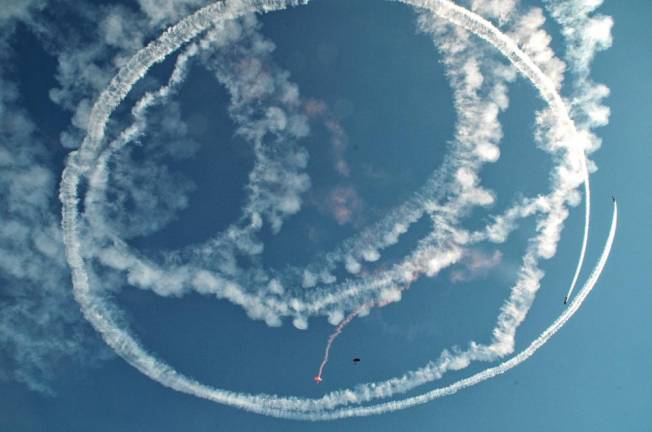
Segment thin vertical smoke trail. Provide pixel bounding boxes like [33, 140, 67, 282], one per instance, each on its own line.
[316, 305, 366, 381]
[564, 192, 589, 303]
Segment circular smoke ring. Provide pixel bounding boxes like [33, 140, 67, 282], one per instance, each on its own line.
[60, 0, 615, 420]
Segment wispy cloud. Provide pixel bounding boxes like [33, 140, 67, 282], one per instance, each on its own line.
[323, 185, 364, 225]
[0, 30, 108, 393]
[0, 0, 215, 394]
[450, 249, 503, 283]
[0, 0, 45, 28]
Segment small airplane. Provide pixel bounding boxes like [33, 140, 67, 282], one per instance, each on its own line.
[313, 375, 322, 384]
[352, 357, 361, 364]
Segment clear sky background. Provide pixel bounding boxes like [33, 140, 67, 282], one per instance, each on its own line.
[0, 0, 650, 431]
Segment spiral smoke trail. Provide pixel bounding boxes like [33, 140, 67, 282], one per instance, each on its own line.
[59, 0, 614, 420]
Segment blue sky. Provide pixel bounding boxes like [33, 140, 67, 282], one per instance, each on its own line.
[0, 0, 650, 430]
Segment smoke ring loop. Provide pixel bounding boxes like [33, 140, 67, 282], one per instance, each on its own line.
[59, 0, 598, 420]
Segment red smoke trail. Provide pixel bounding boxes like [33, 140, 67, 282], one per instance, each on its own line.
[314, 270, 420, 383]
[315, 304, 366, 382]
[313, 297, 408, 382]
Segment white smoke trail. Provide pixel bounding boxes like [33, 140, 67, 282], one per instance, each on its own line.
[565, 172, 590, 304]
[59, 0, 611, 420]
[85, 34, 200, 237]
[543, 0, 612, 304]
